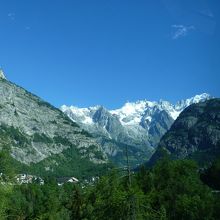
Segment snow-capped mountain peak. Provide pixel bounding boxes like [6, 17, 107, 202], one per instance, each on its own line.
[60, 105, 95, 125]
[174, 93, 212, 112]
[110, 100, 152, 125]
[61, 93, 211, 145]
[61, 93, 211, 127]
[61, 93, 212, 165]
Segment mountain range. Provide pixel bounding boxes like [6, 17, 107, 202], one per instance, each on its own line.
[0, 69, 217, 178]
[61, 93, 212, 166]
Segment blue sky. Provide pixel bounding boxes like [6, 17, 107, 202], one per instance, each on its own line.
[0, 0, 219, 109]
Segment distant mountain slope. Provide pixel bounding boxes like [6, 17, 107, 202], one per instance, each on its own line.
[149, 98, 220, 166]
[0, 73, 108, 178]
[61, 93, 211, 166]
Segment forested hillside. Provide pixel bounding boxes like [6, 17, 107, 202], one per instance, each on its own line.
[1, 149, 220, 220]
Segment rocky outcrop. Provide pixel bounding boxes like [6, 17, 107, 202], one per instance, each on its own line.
[149, 99, 220, 165]
[0, 77, 107, 166]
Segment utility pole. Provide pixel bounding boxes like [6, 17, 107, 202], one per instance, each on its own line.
[125, 145, 131, 187]
[125, 145, 136, 220]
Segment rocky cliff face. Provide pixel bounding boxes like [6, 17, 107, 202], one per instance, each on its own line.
[0, 76, 108, 177]
[149, 98, 220, 165]
[61, 94, 211, 166]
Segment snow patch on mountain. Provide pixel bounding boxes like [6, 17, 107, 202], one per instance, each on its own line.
[111, 101, 151, 125]
[174, 93, 211, 112]
[0, 69, 6, 80]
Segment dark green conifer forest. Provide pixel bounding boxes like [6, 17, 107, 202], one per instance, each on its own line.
[0, 150, 220, 220]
